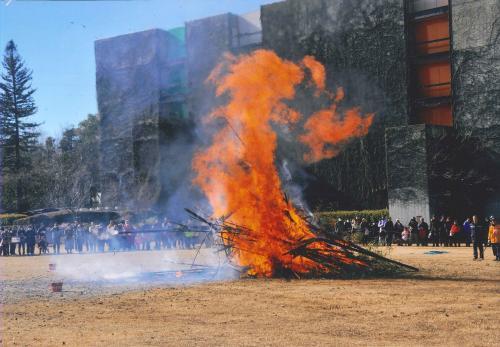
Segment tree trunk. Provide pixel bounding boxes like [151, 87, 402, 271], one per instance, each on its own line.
[11, 55, 22, 212]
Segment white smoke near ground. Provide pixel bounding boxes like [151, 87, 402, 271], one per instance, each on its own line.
[50, 247, 237, 285]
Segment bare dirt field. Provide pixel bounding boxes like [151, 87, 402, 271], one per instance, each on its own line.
[1, 246, 499, 347]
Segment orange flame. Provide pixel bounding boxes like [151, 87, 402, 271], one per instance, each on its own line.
[300, 87, 374, 162]
[192, 50, 373, 277]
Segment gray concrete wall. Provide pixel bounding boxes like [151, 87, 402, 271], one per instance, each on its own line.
[95, 29, 179, 208]
[386, 125, 431, 224]
[452, 0, 500, 218]
[186, 13, 235, 121]
[452, 0, 500, 156]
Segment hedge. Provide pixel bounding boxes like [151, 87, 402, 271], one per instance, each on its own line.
[0, 213, 28, 226]
[315, 209, 389, 226]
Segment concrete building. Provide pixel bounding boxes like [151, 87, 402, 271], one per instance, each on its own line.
[95, 0, 500, 221]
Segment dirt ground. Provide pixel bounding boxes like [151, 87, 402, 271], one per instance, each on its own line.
[1, 246, 499, 347]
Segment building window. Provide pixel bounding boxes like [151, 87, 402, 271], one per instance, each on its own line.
[407, 0, 453, 127]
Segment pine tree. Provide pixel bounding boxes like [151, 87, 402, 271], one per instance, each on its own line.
[0, 40, 39, 211]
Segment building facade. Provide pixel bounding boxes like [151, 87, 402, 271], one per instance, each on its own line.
[95, 0, 500, 221]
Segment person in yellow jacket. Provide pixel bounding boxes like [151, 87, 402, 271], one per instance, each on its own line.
[488, 217, 500, 261]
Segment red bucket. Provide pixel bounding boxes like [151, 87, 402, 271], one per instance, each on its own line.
[50, 282, 63, 292]
[49, 263, 57, 271]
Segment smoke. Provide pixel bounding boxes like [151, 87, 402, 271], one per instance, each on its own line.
[280, 159, 313, 215]
[51, 248, 237, 285]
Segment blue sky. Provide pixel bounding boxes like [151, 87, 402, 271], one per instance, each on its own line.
[0, 0, 278, 138]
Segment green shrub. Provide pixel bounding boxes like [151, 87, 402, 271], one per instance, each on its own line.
[0, 213, 27, 225]
[315, 209, 389, 226]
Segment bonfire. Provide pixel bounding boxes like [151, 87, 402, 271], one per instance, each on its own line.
[190, 50, 416, 278]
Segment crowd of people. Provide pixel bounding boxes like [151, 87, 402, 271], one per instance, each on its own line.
[0, 218, 209, 256]
[1, 214, 499, 261]
[332, 214, 500, 260]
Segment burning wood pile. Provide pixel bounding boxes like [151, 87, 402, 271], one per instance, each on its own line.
[185, 207, 417, 278]
[188, 50, 416, 278]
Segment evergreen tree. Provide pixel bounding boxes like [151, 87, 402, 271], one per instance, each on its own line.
[0, 40, 40, 211]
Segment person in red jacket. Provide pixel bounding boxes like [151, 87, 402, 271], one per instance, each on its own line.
[450, 220, 461, 247]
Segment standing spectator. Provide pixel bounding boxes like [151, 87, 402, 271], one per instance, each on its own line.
[75, 224, 85, 253]
[418, 218, 429, 246]
[141, 224, 154, 251]
[439, 216, 447, 246]
[26, 226, 36, 256]
[153, 219, 162, 250]
[1, 228, 12, 255]
[344, 219, 352, 234]
[385, 217, 395, 246]
[488, 217, 500, 261]
[394, 219, 404, 245]
[88, 222, 98, 253]
[64, 225, 75, 254]
[377, 216, 387, 246]
[134, 228, 143, 250]
[123, 220, 134, 250]
[463, 218, 472, 247]
[430, 216, 440, 247]
[408, 217, 418, 246]
[401, 227, 411, 245]
[352, 218, 361, 234]
[361, 218, 370, 245]
[51, 224, 62, 255]
[9, 228, 18, 255]
[470, 215, 486, 260]
[38, 231, 49, 254]
[335, 218, 344, 236]
[107, 221, 119, 251]
[97, 223, 108, 252]
[161, 217, 172, 249]
[17, 228, 26, 255]
[394, 219, 404, 234]
[450, 220, 461, 247]
[444, 217, 453, 247]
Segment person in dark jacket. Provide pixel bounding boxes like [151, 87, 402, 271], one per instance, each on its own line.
[439, 216, 447, 246]
[26, 227, 36, 256]
[418, 218, 429, 246]
[333, 219, 344, 237]
[51, 224, 62, 255]
[408, 217, 418, 246]
[64, 226, 75, 254]
[360, 218, 370, 245]
[38, 231, 49, 254]
[385, 217, 395, 246]
[444, 217, 453, 247]
[430, 216, 440, 247]
[470, 215, 486, 260]
[17, 228, 26, 255]
[394, 219, 404, 245]
[1, 228, 12, 256]
[75, 224, 85, 253]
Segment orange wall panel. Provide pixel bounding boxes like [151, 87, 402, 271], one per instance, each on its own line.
[416, 105, 453, 126]
[415, 14, 450, 55]
[417, 61, 451, 97]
